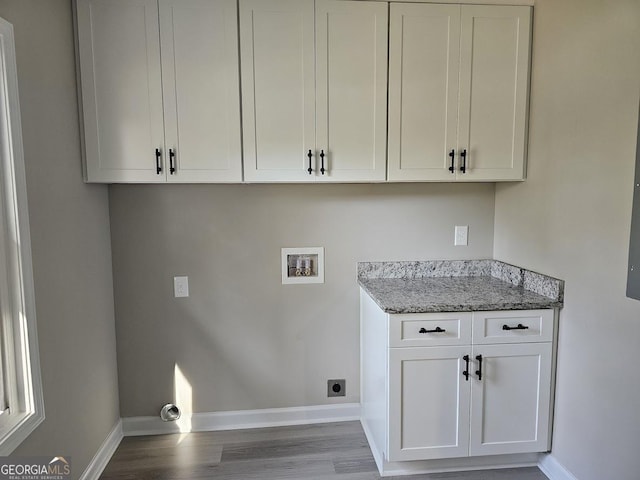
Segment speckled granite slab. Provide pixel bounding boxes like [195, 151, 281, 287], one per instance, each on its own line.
[358, 260, 563, 313]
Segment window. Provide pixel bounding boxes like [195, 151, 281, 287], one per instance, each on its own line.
[0, 17, 44, 453]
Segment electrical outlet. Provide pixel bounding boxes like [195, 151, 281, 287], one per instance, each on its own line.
[327, 379, 346, 397]
[454, 225, 468, 246]
[173, 276, 189, 297]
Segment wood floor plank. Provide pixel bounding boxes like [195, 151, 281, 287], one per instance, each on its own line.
[332, 455, 379, 475]
[99, 422, 549, 480]
[220, 431, 368, 461]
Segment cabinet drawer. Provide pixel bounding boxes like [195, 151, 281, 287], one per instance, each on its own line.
[389, 312, 472, 347]
[472, 310, 554, 344]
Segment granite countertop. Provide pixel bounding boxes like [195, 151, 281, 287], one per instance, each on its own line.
[358, 260, 564, 314]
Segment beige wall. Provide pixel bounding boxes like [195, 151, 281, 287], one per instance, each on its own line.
[0, 1, 119, 478]
[493, 1, 640, 479]
[110, 183, 495, 416]
[5, 1, 637, 479]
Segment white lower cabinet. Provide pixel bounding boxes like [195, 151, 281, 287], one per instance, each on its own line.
[360, 290, 556, 473]
[389, 346, 471, 461]
[390, 342, 552, 461]
[469, 343, 552, 456]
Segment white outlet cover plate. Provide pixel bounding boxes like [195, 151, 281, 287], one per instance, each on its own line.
[174, 276, 189, 297]
[455, 226, 469, 246]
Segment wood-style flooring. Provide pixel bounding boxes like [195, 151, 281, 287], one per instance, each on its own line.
[99, 421, 549, 480]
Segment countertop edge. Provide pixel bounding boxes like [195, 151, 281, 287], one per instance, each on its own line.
[358, 280, 562, 314]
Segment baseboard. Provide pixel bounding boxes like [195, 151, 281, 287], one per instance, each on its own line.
[122, 403, 361, 437]
[360, 418, 384, 474]
[79, 420, 123, 480]
[377, 454, 539, 477]
[538, 453, 579, 480]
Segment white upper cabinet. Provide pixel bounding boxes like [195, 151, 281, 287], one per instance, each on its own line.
[388, 4, 531, 182]
[457, 6, 531, 181]
[160, 0, 242, 183]
[388, 4, 460, 182]
[77, 0, 165, 182]
[240, 0, 315, 182]
[77, 0, 532, 184]
[315, 0, 388, 182]
[76, 0, 242, 183]
[240, 0, 388, 182]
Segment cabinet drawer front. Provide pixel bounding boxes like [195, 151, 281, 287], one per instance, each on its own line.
[472, 310, 554, 344]
[389, 312, 472, 347]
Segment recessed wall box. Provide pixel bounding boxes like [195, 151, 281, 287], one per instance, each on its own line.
[281, 247, 324, 284]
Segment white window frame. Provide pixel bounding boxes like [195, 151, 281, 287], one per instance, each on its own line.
[0, 16, 45, 454]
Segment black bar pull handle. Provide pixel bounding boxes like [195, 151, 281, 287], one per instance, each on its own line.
[155, 148, 162, 175]
[448, 149, 455, 173]
[460, 149, 467, 174]
[475, 354, 483, 381]
[169, 149, 176, 174]
[320, 150, 326, 175]
[502, 323, 530, 331]
[419, 326, 446, 334]
[307, 150, 313, 174]
[463, 354, 470, 381]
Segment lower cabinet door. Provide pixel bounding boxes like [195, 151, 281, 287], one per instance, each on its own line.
[469, 343, 552, 456]
[388, 346, 471, 461]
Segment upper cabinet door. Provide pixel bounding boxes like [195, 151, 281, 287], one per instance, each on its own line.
[457, 5, 531, 181]
[315, 0, 388, 182]
[240, 0, 316, 182]
[160, 0, 242, 183]
[76, 0, 165, 183]
[387, 4, 461, 182]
